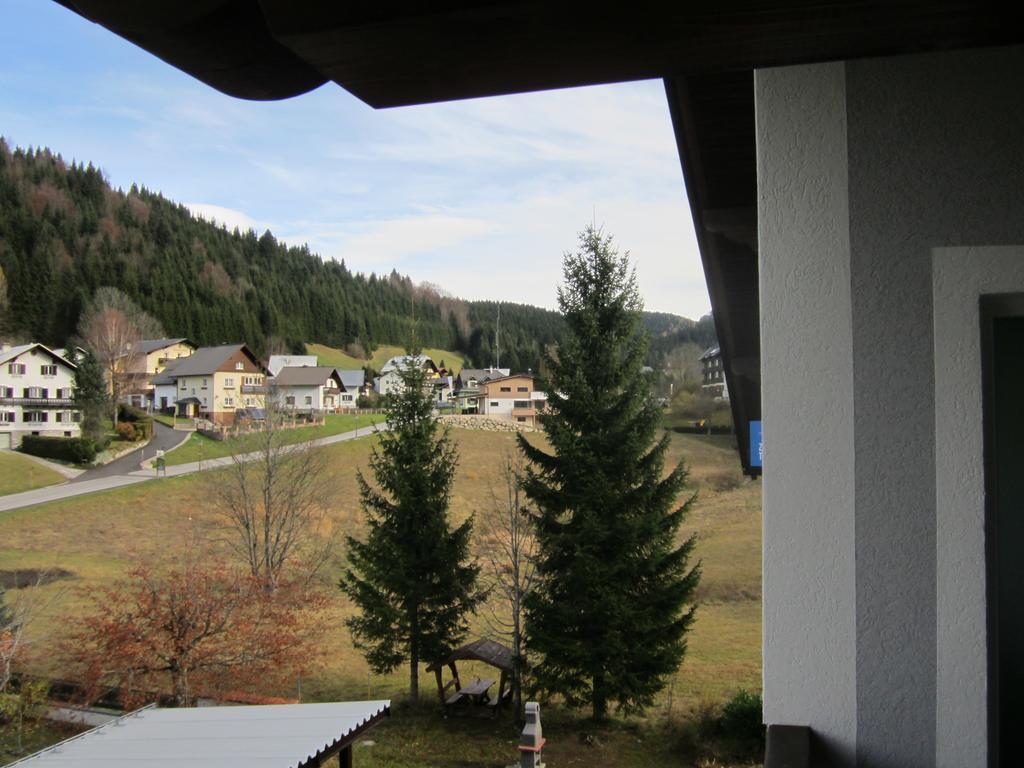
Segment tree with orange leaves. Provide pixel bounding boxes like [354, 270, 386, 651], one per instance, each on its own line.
[67, 564, 325, 707]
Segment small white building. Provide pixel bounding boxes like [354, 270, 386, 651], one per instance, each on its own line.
[374, 355, 438, 395]
[335, 368, 367, 409]
[270, 366, 344, 412]
[267, 354, 318, 377]
[0, 342, 80, 449]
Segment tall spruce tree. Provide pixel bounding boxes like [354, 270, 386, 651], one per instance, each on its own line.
[72, 348, 108, 444]
[519, 227, 700, 719]
[341, 347, 484, 703]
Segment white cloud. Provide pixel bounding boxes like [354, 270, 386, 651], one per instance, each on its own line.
[185, 203, 267, 234]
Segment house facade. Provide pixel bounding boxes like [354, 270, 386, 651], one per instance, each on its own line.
[699, 346, 728, 400]
[477, 374, 546, 426]
[124, 338, 196, 409]
[164, 344, 268, 425]
[335, 369, 366, 409]
[269, 366, 343, 412]
[452, 368, 508, 414]
[0, 343, 80, 449]
[374, 355, 439, 395]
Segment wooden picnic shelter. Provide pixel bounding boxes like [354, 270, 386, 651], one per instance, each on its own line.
[427, 638, 515, 713]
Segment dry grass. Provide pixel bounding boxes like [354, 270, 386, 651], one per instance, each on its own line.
[0, 452, 66, 496]
[0, 429, 761, 766]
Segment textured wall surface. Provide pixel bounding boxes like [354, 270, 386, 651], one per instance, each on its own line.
[933, 247, 1024, 768]
[756, 62, 856, 768]
[757, 44, 1024, 768]
[846, 46, 1024, 768]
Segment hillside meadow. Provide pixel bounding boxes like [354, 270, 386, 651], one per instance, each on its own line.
[0, 429, 761, 766]
[305, 343, 467, 375]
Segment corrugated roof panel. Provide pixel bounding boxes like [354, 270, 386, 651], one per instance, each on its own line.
[9, 700, 390, 767]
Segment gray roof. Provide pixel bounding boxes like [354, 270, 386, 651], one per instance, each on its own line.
[457, 368, 508, 386]
[138, 338, 194, 356]
[380, 354, 434, 374]
[6, 700, 391, 768]
[161, 344, 260, 377]
[151, 358, 185, 386]
[699, 346, 721, 361]
[335, 369, 366, 390]
[271, 366, 339, 387]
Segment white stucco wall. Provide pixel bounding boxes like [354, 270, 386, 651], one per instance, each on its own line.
[757, 45, 1024, 767]
[932, 247, 1024, 768]
[756, 61, 857, 768]
[0, 346, 80, 447]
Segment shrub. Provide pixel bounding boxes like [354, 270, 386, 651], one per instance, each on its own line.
[117, 403, 152, 440]
[115, 422, 138, 441]
[19, 435, 97, 464]
[719, 689, 765, 758]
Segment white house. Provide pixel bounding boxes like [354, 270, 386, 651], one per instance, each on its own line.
[374, 355, 438, 395]
[267, 354, 317, 377]
[270, 366, 344, 412]
[335, 368, 366, 409]
[0, 342, 80, 449]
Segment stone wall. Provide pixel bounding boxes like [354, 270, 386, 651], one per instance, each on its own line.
[437, 414, 535, 433]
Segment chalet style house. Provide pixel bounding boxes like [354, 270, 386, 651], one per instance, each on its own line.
[269, 366, 344, 412]
[159, 344, 268, 424]
[373, 354, 439, 395]
[0, 342, 80, 449]
[477, 374, 546, 427]
[700, 346, 729, 401]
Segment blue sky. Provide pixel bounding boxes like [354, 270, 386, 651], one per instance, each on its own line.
[0, 0, 709, 317]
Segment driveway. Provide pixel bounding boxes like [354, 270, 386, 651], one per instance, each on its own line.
[69, 421, 191, 482]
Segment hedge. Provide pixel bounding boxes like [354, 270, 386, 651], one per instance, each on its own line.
[19, 435, 97, 464]
[671, 424, 734, 435]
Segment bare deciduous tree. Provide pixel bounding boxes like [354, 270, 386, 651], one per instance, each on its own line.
[480, 452, 537, 718]
[0, 573, 65, 694]
[77, 287, 164, 424]
[210, 397, 335, 592]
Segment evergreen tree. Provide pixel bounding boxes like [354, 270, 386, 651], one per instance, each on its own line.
[72, 348, 108, 443]
[518, 227, 700, 719]
[341, 346, 484, 703]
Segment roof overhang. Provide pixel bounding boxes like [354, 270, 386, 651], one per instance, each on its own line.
[52, 1, 1024, 473]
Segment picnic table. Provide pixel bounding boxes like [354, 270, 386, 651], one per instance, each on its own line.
[450, 677, 495, 706]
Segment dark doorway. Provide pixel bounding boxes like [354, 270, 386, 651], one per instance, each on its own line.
[983, 298, 1024, 767]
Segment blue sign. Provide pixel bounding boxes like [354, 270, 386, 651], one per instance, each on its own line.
[750, 420, 763, 468]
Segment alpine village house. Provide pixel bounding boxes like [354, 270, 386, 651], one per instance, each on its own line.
[0, 342, 80, 449]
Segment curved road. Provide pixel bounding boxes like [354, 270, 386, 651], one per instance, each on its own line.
[69, 421, 190, 482]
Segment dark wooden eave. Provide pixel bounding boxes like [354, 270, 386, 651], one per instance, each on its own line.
[51, 1, 1024, 472]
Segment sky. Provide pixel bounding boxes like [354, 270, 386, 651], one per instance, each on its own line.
[0, 0, 710, 318]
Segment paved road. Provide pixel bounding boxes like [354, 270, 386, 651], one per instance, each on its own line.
[69, 421, 190, 482]
[0, 423, 383, 513]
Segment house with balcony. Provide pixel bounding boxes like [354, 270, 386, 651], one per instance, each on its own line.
[478, 374, 546, 427]
[452, 368, 509, 414]
[162, 344, 268, 425]
[269, 366, 344, 412]
[0, 342, 80, 449]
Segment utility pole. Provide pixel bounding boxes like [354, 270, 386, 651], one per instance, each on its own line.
[495, 304, 501, 371]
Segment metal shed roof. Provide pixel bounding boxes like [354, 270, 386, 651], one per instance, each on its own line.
[8, 700, 390, 768]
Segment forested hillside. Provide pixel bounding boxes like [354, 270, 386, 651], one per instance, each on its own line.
[0, 141, 713, 372]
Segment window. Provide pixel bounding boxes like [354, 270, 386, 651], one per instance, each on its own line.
[56, 412, 65, 423]
[342, 394, 353, 402]
[517, 417, 527, 423]
[56, 387, 72, 399]
[490, 401, 499, 407]
[514, 400, 531, 409]
[517, 386, 529, 392]
[7, 363, 25, 375]
[285, 396, 295, 405]
[305, 396, 313, 405]
[40, 364, 57, 376]
[224, 396, 234, 407]
[1, 412, 14, 422]
[72, 412, 81, 422]
[201, 397, 207, 406]
[500, 386, 512, 392]
[224, 378, 235, 388]
[235, 362, 244, 370]
[63, 431, 72, 437]
[0, 387, 12, 398]
[201, 378, 208, 389]
[23, 387, 47, 399]
[23, 411, 47, 423]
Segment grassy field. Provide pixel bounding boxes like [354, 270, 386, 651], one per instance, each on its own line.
[0, 428, 760, 766]
[306, 343, 467, 375]
[163, 413, 386, 466]
[0, 452, 66, 496]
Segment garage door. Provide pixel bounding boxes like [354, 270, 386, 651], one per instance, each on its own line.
[0, 432, 11, 450]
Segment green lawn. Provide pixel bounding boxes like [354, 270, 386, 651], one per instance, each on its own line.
[306, 343, 467, 375]
[152, 413, 192, 429]
[163, 412, 386, 466]
[0, 429, 761, 766]
[0, 451, 66, 495]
